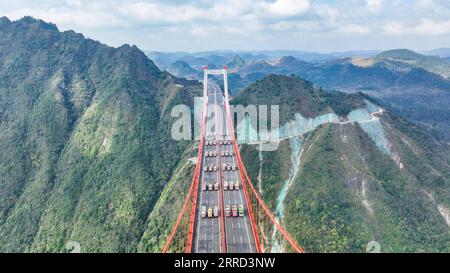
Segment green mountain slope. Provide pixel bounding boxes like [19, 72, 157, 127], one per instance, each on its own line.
[237, 75, 450, 252]
[375, 49, 450, 78]
[167, 61, 198, 77]
[227, 55, 246, 69]
[0, 17, 199, 252]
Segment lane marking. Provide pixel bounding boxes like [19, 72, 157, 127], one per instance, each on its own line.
[217, 85, 254, 253]
[211, 88, 216, 253]
[206, 85, 215, 253]
[203, 229, 207, 253]
[214, 89, 226, 253]
[195, 148, 205, 252]
[206, 81, 254, 253]
[220, 139, 230, 252]
[195, 99, 210, 253]
[233, 155, 254, 252]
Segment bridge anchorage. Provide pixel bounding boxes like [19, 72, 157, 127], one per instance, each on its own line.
[163, 66, 305, 253]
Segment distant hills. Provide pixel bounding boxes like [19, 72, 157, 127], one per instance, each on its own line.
[374, 49, 450, 79]
[146, 48, 450, 73]
[227, 55, 245, 69]
[157, 48, 450, 142]
[422, 48, 450, 58]
[145, 49, 382, 70]
[167, 60, 199, 77]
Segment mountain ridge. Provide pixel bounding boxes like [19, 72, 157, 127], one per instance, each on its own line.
[0, 16, 201, 252]
[236, 75, 450, 252]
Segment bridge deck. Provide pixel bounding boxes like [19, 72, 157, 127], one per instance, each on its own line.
[193, 81, 256, 253]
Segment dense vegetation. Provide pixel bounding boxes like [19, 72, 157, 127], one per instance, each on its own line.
[375, 49, 450, 78]
[0, 17, 200, 252]
[167, 61, 198, 77]
[237, 75, 450, 252]
[232, 75, 366, 123]
[284, 123, 449, 252]
[240, 141, 291, 210]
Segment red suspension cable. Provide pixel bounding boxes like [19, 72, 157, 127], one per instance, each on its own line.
[224, 99, 305, 254]
[223, 101, 262, 253]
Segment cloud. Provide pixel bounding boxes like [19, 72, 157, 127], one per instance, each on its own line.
[314, 4, 339, 21]
[257, 0, 311, 17]
[338, 24, 371, 34]
[415, 0, 434, 9]
[66, 0, 82, 7]
[366, 0, 383, 13]
[383, 19, 450, 35]
[118, 2, 205, 25]
[5, 8, 124, 28]
[191, 26, 208, 36]
[268, 20, 321, 32]
[211, 0, 254, 17]
[2, 0, 450, 51]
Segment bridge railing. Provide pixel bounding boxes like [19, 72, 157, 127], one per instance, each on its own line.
[162, 99, 208, 253]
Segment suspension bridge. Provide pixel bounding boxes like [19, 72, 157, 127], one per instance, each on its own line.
[162, 66, 305, 253]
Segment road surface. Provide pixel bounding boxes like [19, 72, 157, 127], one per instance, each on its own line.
[193, 81, 256, 253]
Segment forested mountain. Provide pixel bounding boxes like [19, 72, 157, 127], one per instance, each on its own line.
[237, 75, 450, 252]
[375, 49, 450, 78]
[0, 16, 201, 252]
[167, 61, 199, 77]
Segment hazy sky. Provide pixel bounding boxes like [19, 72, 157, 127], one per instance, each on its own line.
[2, 0, 450, 52]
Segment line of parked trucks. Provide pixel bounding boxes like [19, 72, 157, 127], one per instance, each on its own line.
[205, 140, 217, 146]
[203, 164, 218, 172]
[222, 164, 236, 171]
[204, 150, 234, 158]
[202, 132, 244, 219]
[202, 180, 239, 191]
[205, 150, 217, 157]
[203, 164, 236, 172]
[201, 205, 244, 218]
[205, 140, 232, 146]
[206, 132, 230, 138]
[207, 132, 227, 137]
